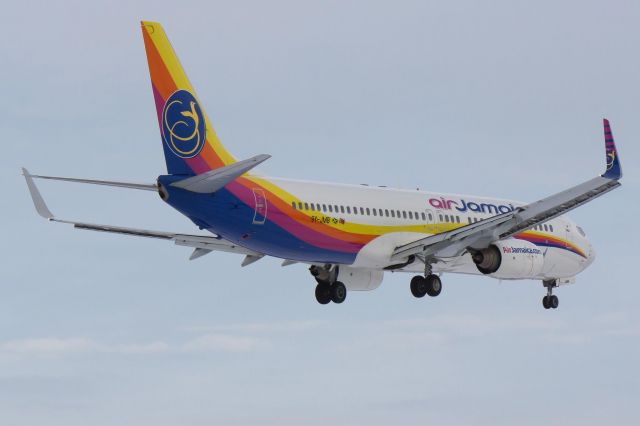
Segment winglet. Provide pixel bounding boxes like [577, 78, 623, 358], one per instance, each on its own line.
[22, 168, 55, 220]
[601, 119, 622, 180]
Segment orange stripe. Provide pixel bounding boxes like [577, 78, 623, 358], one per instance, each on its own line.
[198, 139, 225, 169]
[142, 28, 177, 99]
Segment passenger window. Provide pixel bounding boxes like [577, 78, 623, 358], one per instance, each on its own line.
[373, 209, 377, 216]
[292, 202, 297, 210]
[468, 217, 472, 224]
[304, 202, 309, 210]
[298, 202, 303, 210]
[408, 211, 413, 219]
[366, 208, 371, 215]
[428, 213, 433, 221]
[391, 210, 395, 218]
[550, 225, 554, 232]
[321, 204, 326, 212]
[340, 206, 345, 213]
[379, 209, 383, 216]
[385, 209, 390, 217]
[402, 211, 407, 219]
[456, 216, 460, 223]
[445, 215, 450, 223]
[346, 206, 351, 214]
[421, 212, 426, 221]
[360, 207, 365, 215]
[439, 214, 443, 222]
[577, 226, 586, 237]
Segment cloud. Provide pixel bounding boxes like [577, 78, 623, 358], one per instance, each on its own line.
[182, 333, 268, 353]
[178, 320, 330, 334]
[0, 334, 265, 356]
[113, 341, 170, 354]
[0, 337, 98, 354]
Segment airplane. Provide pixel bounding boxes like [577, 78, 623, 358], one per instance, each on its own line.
[23, 21, 623, 310]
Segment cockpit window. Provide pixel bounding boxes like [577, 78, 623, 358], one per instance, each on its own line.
[577, 226, 586, 237]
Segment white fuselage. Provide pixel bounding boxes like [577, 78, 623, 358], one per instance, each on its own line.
[262, 176, 595, 281]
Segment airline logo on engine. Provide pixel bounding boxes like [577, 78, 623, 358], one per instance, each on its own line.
[428, 197, 516, 214]
[502, 246, 542, 255]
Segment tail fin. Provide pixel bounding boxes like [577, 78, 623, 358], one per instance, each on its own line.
[141, 21, 236, 175]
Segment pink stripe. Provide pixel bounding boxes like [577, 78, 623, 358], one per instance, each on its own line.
[186, 156, 210, 174]
[152, 84, 164, 127]
[226, 181, 362, 253]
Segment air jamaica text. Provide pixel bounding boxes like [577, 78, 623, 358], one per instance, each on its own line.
[428, 197, 517, 214]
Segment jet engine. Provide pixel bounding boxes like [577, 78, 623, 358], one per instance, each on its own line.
[471, 239, 544, 280]
[336, 266, 384, 291]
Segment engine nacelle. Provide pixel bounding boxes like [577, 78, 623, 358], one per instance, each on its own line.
[471, 239, 544, 280]
[336, 266, 384, 291]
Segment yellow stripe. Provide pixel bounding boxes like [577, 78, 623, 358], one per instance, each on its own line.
[244, 175, 455, 235]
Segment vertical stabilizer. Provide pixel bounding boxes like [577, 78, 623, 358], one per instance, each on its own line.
[141, 21, 236, 175]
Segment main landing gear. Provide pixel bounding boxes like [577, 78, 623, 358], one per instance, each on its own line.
[310, 265, 347, 305]
[314, 281, 347, 304]
[542, 280, 559, 310]
[410, 260, 442, 298]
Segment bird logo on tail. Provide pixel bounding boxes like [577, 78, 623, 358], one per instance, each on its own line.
[162, 90, 206, 158]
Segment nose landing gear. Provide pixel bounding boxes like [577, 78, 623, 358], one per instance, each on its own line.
[542, 280, 559, 310]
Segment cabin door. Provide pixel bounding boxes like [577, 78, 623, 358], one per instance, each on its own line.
[252, 188, 267, 225]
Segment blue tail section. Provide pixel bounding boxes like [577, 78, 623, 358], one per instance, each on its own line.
[601, 118, 622, 180]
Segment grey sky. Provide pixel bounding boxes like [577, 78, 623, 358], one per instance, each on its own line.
[2, 1, 639, 425]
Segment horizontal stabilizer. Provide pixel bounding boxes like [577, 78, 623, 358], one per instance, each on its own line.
[170, 154, 270, 193]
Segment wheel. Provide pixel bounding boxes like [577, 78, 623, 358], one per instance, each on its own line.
[331, 281, 347, 304]
[410, 275, 427, 298]
[549, 295, 559, 309]
[315, 283, 331, 304]
[542, 295, 550, 309]
[425, 274, 442, 297]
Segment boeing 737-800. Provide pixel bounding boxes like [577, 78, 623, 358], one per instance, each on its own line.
[23, 21, 623, 310]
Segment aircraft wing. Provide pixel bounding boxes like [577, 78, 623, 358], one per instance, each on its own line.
[22, 168, 262, 262]
[391, 119, 623, 262]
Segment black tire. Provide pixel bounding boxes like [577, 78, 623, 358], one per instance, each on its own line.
[542, 296, 550, 309]
[410, 275, 427, 298]
[315, 283, 332, 305]
[549, 295, 559, 309]
[425, 274, 442, 297]
[330, 281, 347, 304]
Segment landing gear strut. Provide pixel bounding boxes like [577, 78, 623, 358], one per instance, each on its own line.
[310, 265, 347, 305]
[542, 280, 559, 310]
[410, 259, 442, 298]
